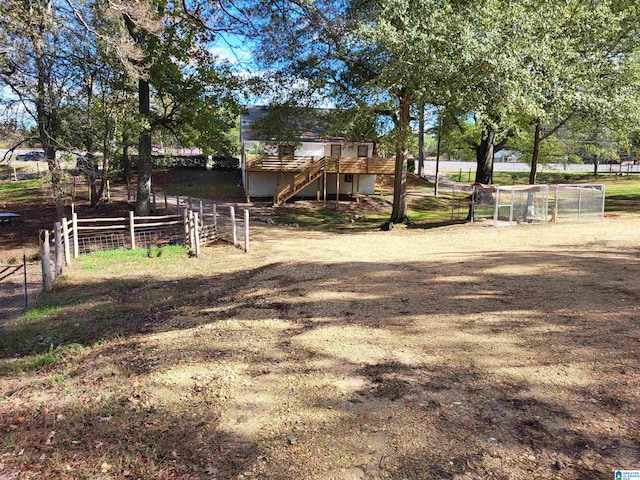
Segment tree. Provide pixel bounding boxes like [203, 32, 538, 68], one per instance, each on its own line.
[121, 0, 241, 215]
[518, 0, 640, 184]
[0, 1, 84, 218]
[235, 0, 463, 223]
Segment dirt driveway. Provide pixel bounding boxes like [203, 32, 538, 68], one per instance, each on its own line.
[0, 217, 639, 479]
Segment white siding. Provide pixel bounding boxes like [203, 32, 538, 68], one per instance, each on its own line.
[324, 143, 373, 157]
[245, 173, 376, 198]
[242, 140, 376, 198]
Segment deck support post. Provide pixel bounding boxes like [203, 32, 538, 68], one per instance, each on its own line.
[336, 173, 340, 204]
[356, 174, 360, 203]
[323, 170, 327, 205]
[246, 171, 251, 203]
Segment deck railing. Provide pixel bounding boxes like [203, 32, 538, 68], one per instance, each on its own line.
[246, 154, 395, 174]
[245, 154, 315, 171]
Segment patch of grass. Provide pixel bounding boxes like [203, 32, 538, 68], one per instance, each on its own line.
[0, 343, 84, 375]
[79, 245, 188, 271]
[272, 205, 389, 232]
[1, 299, 90, 361]
[155, 169, 244, 198]
[0, 177, 43, 202]
[3, 432, 16, 447]
[407, 195, 455, 223]
[18, 305, 64, 324]
[271, 191, 459, 232]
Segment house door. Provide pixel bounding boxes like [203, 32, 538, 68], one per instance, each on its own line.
[330, 145, 342, 157]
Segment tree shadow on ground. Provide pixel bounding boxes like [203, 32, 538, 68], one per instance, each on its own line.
[1, 245, 638, 478]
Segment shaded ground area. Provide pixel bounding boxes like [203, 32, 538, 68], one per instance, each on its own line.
[152, 169, 245, 201]
[0, 218, 638, 479]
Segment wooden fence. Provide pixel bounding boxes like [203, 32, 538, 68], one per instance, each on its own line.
[38, 205, 251, 293]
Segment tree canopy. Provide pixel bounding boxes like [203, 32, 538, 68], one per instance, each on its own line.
[2, 0, 640, 221]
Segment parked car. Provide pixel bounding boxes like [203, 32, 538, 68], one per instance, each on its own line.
[16, 151, 45, 161]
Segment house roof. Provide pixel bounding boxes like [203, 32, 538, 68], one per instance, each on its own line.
[240, 106, 352, 143]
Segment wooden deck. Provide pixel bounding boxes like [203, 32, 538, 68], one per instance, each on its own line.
[246, 155, 395, 174]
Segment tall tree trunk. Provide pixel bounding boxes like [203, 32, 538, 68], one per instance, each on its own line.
[123, 14, 152, 215]
[33, 11, 64, 219]
[529, 117, 542, 184]
[122, 133, 131, 184]
[44, 145, 64, 218]
[389, 91, 411, 224]
[89, 169, 99, 207]
[475, 125, 496, 184]
[136, 78, 152, 215]
[417, 103, 424, 177]
[434, 110, 442, 197]
[98, 152, 110, 201]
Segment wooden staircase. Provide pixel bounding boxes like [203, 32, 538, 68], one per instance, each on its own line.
[273, 158, 325, 206]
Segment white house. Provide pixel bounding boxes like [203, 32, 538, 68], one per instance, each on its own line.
[240, 106, 394, 204]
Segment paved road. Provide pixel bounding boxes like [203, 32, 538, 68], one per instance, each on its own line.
[418, 160, 640, 175]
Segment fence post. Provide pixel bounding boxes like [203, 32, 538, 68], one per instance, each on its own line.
[72, 212, 79, 259]
[578, 188, 582, 222]
[192, 210, 197, 251]
[129, 211, 136, 249]
[199, 201, 204, 227]
[244, 209, 249, 253]
[450, 185, 456, 220]
[213, 204, 217, 231]
[107, 179, 111, 200]
[194, 212, 201, 257]
[164, 190, 168, 213]
[509, 189, 514, 223]
[54, 221, 63, 279]
[39, 230, 53, 292]
[177, 195, 180, 211]
[183, 208, 190, 247]
[189, 210, 196, 252]
[62, 217, 71, 265]
[230, 206, 237, 247]
[23, 248, 28, 310]
[493, 188, 500, 226]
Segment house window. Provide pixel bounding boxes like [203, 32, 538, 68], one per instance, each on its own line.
[345, 174, 353, 183]
[357, 145, 368, 158]
[280, 145, 294, 157]
[330, 144, 342, 157]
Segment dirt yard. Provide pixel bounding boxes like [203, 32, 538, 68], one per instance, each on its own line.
[0, 214, 639, 479]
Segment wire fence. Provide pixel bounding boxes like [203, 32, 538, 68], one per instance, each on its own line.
[34, 204, 251, 297]
[0, 254, 30, 318]
[551, 184, 605, 223]
[450, 183, 605, 226]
